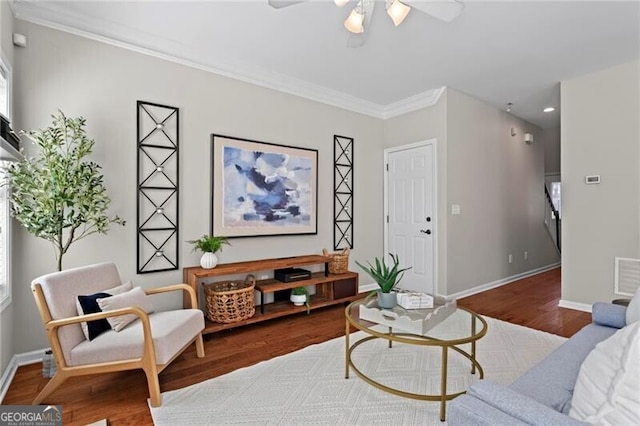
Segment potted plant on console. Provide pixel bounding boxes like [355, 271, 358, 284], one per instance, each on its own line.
[290, 286, 310, 314]
[189, 235, 229, 269]
[356, 253, 411, 309]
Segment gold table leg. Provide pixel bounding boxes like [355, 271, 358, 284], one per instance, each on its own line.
[345, 317, 350, 379]
[440, 346, 448, 422]
[471, 316, 477, 374]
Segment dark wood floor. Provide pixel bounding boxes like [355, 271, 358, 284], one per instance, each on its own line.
[3, 267, 591, 425]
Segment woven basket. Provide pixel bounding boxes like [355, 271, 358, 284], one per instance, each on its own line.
[202, 274, 256, 323]
[322, 248, 350, 274]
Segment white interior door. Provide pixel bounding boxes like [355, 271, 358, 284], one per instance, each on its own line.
[385, 141, 435, 295]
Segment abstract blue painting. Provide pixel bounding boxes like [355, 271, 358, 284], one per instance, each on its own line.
[212, 135, 318, 237]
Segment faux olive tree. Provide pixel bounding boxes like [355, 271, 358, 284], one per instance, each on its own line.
[3, 111, 124, 271]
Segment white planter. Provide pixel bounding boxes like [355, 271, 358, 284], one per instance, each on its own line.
[377, 291, 397, 309]
[200, 252, 218, 269]
[290, 294, 307, 306]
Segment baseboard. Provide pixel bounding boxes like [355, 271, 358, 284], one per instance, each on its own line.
[359, 283, 378, 293]
[16, 348, 46, 366]
[0, 356, 18, 403]
[447, 262, 562, 300]
[0, 348, 46, 403]
[558, 300, 592, 313]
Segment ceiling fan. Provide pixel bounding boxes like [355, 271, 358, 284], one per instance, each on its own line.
[268, 0, 464, 48]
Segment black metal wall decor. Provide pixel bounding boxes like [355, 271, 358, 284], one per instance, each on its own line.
[137, 101, 179, 273]
[333, 135, 354, 250]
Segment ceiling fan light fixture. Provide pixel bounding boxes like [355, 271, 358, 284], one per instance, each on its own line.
[334, 0, 350, 7]
[386, 0, 411, 26]
[344, 7, 365, 34]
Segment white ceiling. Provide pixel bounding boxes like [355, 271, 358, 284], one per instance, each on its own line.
[11, 0, 640, 128]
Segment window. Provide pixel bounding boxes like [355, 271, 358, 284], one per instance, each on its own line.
[0, 52, 12, 311]
[0, 55, 8, 119]
[0, 174, 9, 311]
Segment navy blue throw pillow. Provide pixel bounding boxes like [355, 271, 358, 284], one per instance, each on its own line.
[77, 292, 112, 340]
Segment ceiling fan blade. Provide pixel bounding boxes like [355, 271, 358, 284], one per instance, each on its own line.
[408, 0, 464, 23]
[268, 0, 307, 9]
[346, 0, 375, 48]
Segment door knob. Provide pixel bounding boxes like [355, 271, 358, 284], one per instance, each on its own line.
[420, 229, 431, 235]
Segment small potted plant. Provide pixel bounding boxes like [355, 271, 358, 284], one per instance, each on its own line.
[188, 235, 230, 269]
[356, 253, 411, 309]
[290, 286, 311, 314]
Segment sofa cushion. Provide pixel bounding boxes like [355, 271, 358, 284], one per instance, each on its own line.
[70, 309, 204, 366]
[509, 323, 618, 413]
[569, 321, 640, 425]
[76, 281, 133, 341]
[467, 381, 587, 426]
[448, 393, 531, 426]
[626, 287, 640, 324]
[592, 302, 627, 329]
[97, 286, 155, 331]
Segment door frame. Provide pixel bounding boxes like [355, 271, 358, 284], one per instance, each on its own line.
[383, 139, 438, 293]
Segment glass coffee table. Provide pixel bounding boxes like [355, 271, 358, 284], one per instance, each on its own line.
[344, 298, 488, 421]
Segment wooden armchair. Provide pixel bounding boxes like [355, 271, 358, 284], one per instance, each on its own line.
[31, 262, 205, 407]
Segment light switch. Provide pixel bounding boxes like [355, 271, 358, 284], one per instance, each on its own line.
[451, 204, 461, 215]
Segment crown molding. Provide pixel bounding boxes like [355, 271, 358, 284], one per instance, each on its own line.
[379, 87, 446, 119]
[11, 0, 443, 120]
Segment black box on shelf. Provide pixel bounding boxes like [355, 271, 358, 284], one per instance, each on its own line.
[274, 267, 311, 283]
[0, 113, 20, 151]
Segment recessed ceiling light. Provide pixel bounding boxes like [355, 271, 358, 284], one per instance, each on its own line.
[543, 107, 555, 113]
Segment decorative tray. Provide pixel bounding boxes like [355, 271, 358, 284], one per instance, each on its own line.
[358, 295, 457, 336]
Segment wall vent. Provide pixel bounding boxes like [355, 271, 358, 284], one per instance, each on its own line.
[614, 257, 640, 297]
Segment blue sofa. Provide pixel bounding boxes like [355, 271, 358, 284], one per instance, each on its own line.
[448, 302, 628, 425]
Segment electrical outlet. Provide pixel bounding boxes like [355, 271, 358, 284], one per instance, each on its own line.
[524, 251, 528, 260]
[508, 254, 513, 264]
[259, 274, 269, 280]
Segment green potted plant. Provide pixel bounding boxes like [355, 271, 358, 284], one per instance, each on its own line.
[188, 235, 230, 269]
[290, 286, 310, 314]
[2, 111, 124, 271]
[356, 253, 411, 309]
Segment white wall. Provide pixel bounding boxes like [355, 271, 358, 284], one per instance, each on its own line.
[11, 20, 384, 354]
[542, 127, 561, 175]
[0, 0, 15, 375]
[382, 89, 559, 297]
[383, 94, 449, 294]
[561, 60, 640, 305]
[445, 89, 559, 295]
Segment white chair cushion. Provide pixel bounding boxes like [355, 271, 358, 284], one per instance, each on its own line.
[97, 286, 155, 331]
[626, 287, 640, 324]
[76, 281, 133, 340]
[33, 262, 123, 366]
[569, 321, 640, 425]
[70, 309, 204, 366]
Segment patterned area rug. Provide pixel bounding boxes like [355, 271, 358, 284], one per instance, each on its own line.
[149, 315, 566, 425]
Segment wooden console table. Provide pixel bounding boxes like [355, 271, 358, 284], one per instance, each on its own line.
[183, 254, 359, 335]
